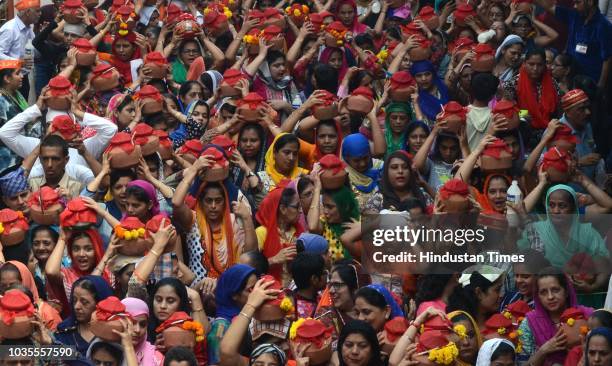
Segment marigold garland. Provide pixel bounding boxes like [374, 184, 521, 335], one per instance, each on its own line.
[376, 49, 388, 64]
[0, 222, 4, 235]
[427, 342, 459, 365]
[503, 311, 513, 320]
[453, 324, 467, 340]
[280, 297, 294, 313]
[243, 34, 259, 45]
[182, 320, 205, 342]
[497, 327, 506, 336]
[580, 325, 589, 335]
[289, 317, 310, 340]
[567, 318, 575, 326]
[114, 225, 146, 240]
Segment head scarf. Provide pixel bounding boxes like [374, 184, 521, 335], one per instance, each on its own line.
[526, 271, 593, 364]
[0, 166, 29, 198]
[448, 310, 483, 366]
[585, 327, 612, 366]
[495, 35, 525, 60]
[380, 151, 426, 211]
[111, 33, 141, 83]
[67, 229, 108, 278]
[215, 264, 256, 321]
[325, 185, 360, 257]
[126, 180, 160, 217]
[231, 123, 267, 187]
[475, 338, 515, 366]
[58, 275, 113, 331]
[319, 47, 351, 82]
[85, 339, 124, 364]
[297, 233, 329, 255]
[264, 133, 308, 186]
[384, 103, 413, 156]
[258, 61, 293, 91]
[249, 344, 286, 366]
[475, 174, 511, 214]
[365, 284, 404, 318]
[340, 133, 381, 193]
[184, 100, 210, 140]
[410, 60, 449, 122]
[255, 184, 304, 280]
[517, 65, 558, 129]
[6, 260, 39, 302]
[200, 70, 223, 94]
[334, 0, 368, 34]
[105, 93, 128, 125]
[313, 120, 343, 163]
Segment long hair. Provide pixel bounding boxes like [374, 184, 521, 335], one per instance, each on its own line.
[147, 278, 191, 343]
[338, 320, 382, 366]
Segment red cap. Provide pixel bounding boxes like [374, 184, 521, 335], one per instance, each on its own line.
[561, 307, 586, 322]
[390, 71, 416, 89]
[48, 75, 73, 96]
[73, 38, 94, 52]
[51, 115, 81, 140]
[319, 154, 346, 174]
[482, 138, 512, 159]
[561, 89, 589, 111]
[439, 178, 469, 200]
[95, 296, 127, 321]
[28, 186, 61, 209]
[238, 92, 265, 109]
[384, 317, 410, 342]
[211, 135, 236, 156]
[351, 86, 374, 99]
[416, 331, 450, 353]
[155, 311, 193, 333]
[541, 147, 570, 173]
[178, 139, 204, 157]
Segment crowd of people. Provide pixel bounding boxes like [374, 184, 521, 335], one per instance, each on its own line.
[0, 0, 611, 363]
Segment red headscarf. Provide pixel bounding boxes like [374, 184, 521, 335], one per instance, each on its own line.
[475, 174, 512, 214]
[111, 32, 142, 84]
[313, 120, 343, 162]
[334, 0, 368, 34]
[66, 229, 109, 279]
[517, 66, 558, 129]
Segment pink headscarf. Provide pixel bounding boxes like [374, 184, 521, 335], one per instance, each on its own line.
[335, 0, 368, 34]
[122, 297, 164, 366]
[106, 93, 128, 125]
[126, 180, 161, 216]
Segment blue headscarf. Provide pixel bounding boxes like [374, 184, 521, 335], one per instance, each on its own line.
[215, 264, 256, 321]
[366, 284, 404, 318]
[585, 327, 612, 366]
[297, 233, 329, 255]
[0, 166, 29, 198]
[341, 133, 381, 193]
[410, 60, 449, 122]
[58, 275, 114, 331]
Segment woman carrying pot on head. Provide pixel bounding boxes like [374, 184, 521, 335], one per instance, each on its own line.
[340, 133, 384, 210]
[410, 60, 449, 124]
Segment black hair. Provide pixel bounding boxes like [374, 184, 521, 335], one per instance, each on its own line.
[279, 187, 298, 209]
[386, 26, 402, 41]
[116, 94, 134, 112]
[215, 31, 234, 52]
[144, 152, 162, 170]
[312, 63, 339, 94]
[202, 181, 225, 199]
[31, 225, 59, 244]
[4, 284, 34, 303]
[90, 342, 124, 365]
[338, 320, 382, 366]
[0, 68, 17, 88]
[266, 50, 286, 66]
[238, 123, 265, 162]
[404, 197, 426, 212]
[126, 185, 152, 205]
[178, 81, 202, 100]
[490, 341, 516, 362]
[535, 267, 571, 303]
[297, 176, 314, 195]
[73, 277, 105, 301]
[354, 33, 374, 49]
[573, 74, 598, 101]
[414, 274, 454, 309]
[240, 251, 269, 276]
[590, 309, 612, 328]
[348, 70, 373, 94]
[354, 287, 388, 310]
[148, 278, 191, 343]
[432, 134, 460, 162]
[471, 73, 499, 102]
[178, 39, 201, 57]
[273, 133, 300, 153]
[110, 169, 137, 189]
[41, 135, 69, 157]
[0, 263, 21, 284]
[513, 249, 551, 273]
[163, 347, 198, 366]
[331, 263, 359, 293]
[525, 47, 547, 63]
[290, 252, 325, 290]
[381, 151, 426, 206]
[447, 270, 501, 318]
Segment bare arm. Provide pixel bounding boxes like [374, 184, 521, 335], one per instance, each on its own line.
[21, 143, 40, 177]
[200, 33, 226, 71]
[45, 232, 66, 281]
[455, 135, 496, 182]
[533, 16, 559, 47]
[523, 120, 561, 174]
[368, 107, 387, 158]
[307, 168, 323, 233]
[244, 39, 271, 77]
[286, 23, 314, 66]
[414, 123, 442, 173]
[132, 221, 176, 283]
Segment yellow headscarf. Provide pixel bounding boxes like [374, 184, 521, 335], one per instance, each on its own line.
[265, 133, 308, 185]
[447, 310, 483, 366]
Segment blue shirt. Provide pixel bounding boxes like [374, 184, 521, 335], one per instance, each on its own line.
[555, 6, 612, 82]
[560, 115, 597, 179]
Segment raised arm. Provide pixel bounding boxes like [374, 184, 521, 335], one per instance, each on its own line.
[200, 33, 225, 71]
[172, 156, 215, 228]
[523, 119, 560, 174]
[138, 158, 174, 199]
[368, 107, 387, 158]
[414, 121, 444, 173]
[45, 230, 66, 282]
[244, 38, 272, 78]
[532, 15, 559, 47]
[455, 134, 497, 182]
[307, 167, 323, 233]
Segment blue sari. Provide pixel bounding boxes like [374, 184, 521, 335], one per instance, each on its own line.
[410, 60, 449, 123]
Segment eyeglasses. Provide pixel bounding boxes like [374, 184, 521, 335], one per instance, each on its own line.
[328, 282, 348, 290]
[182, 49, 200, 55]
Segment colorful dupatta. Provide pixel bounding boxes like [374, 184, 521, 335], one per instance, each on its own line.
[264, 133, 309, 186]
[448, 310, 484, 366]
[517, 66, 558, 129]
[410, 60, 449, 122]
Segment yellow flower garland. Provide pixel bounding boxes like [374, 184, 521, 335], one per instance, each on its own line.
[453, 324, 467, 340]
[290, 317, 310, 340]
[182, 320, 205, 342]
[427, 342, 459, 365]
[280, 297, 295, 313]
[114, 225, 146, 240]
[503, 311, 513, 320]
[567, 318, 575, 326]
[0, 222, 4, 235]
[497, 327, 506, 336]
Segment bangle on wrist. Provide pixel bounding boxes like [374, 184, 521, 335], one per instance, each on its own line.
[239, 311, 251, 320]
[244, 303, 256, 310]
[150, 249, 161, 257]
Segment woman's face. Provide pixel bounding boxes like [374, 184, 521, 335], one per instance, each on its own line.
[92, 348, 119, 366]
[180, 41, 201, 66]
[317, 124, 338, 155]
[388, 112, 409, 135]
[279, 194, 301, 225]
[477, 278, 503, 314]
[273, 142, 299, 175]
[489, 5, 504, 23]
[112, 176, 133, 209]
[114, 39, 135, 61]
[587, 335, 612, 366]
[115, 100, 136, 126]
[459, 66, 473, 90]
[513, 18, 532, 38]
[354, 297, 389, 332]
[145, 28, 160, 51]
[73, 285, 97, 323]
[125, 195, 152, 221]
[502, 135, 520, 159]
[513, 264, 535, 298]
[32, 229, 57, 264]
[153, 285, 181, 321]
[3, 69, 23, 90]
[548, 190, 574, 226]
[202, 187, 226, 223]
[71, 236, 96, 273]
[341, 333, 373, 366]
[269, 57, 287, 81]
[491, 354, 515, 366]
[329, 50, 343, 70]
[118, 263, 134, 293]
[449, 319, 479, 363]
[338, 4, 355, 27]
[524, 54, 546, 81]
[537, 276, 567, 313]
[387, 157, 410, 190]
[415, 71, 433, 91]
[0, 270, 19, 292]
[183, 84, 204, 106]
[487, 177, 509, 213]
[329, 270, 354, 311]
[131, 314, 148, 346]
[239, 128, 262, 159]
[251, 353, 281, 366]
[191, 104, 209, 126]
[322, 194, 341, 224]
[408, 127, 427, 154]
[346, 155, 370, 174]
[551, 55, 570, 80]
[503, 44, 523, 69]
[299, 182, 315, 213]
[400, 54, 411, 71]
[232, 274, 257, 307]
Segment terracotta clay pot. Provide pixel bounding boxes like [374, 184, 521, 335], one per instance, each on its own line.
[561, 318, 588, 348]
[472, 44, 496, 72]
[312, 104, 338, 120]
[62, 0, 84, 24]
[146, 215, 178, 253]
[346, 95, 374, 115]
[46, 96, 71, 111]
[0, 316, 33, 339]
[117, 237, 153, 256]
[238, 107, 261, 122]
[262, 8, 286, 28]
[154, 130, 173, 160]
[203, 166, 230, 182]
[304, 342, 332, 366]
[320, 170, 347, 190]
[237, 93, 264, 122]
[92, 65, 121, 92]
[546, 166, 570, 183]
[253, 303, 286, 322]
[90, 313, 125, 342]
[418, 6, 439, 30]
[109, 145, 141, 168]
[408, 37, 432, 61]
[514, 1, 532, 14]
[442, 194, 470, 213]
[175, 19, 201, 39]
[443, 115, 465, 134]
[142, 99, 163, 115]
[479, 154, 513, 173]
[1, 228, 26, 246]
[163, 327, 196, 350]
[30, 203, 62, 226]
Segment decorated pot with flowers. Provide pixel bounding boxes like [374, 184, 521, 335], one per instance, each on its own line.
[483, 313, 514, 341]
[439, 178, 470, 213]
[115, 5, 137, 35]
[472, 43, 495, 72]
[28, 187, 63, 226]
[263, 8, 286, 28]
[46, 75, 73, 111]
[479, 138, 513, 173]
[382, 317, 410, 355]
[155, 312, 204, 351]
[436, 101, 467, 134]
[0, 289, 35, 339]
[220, 69, 247, 97]
[90, 296, 131, 342]
[324, 21, 347, 47]
[540, 147, 572, 183]
[503, 300, 530, 326]
[175, 13, 202, 40]
[131, 123, 160, 157]
[390, 71, 416, 102]
[285, 4, 309, 27]
[201, 147, 230, 182]
[412, 331, 459, 365]
[145, 214, 178, 253]
[408, 35, 433, 62]
[289, 318, 333, 365]
[154, 130, 174, 160]
[73, 38, 97, 67]
[115, 216, 150, 256]
[144, 52, 169, 79]
[453, 3, 476, 27]
[221, 0, 238, 11]
[565, 252, 597, 285]
[311, 90, 338, 120]
[0, 209, 29, 246]
[346, 87, 374, 115]
[237, 92, 265, 122]
[178, 139, 204, 164]
[308, 13, 325, 33]
[319, 154, 347, 190]
[417, 6, 439, 30]
[50, 115, 82, 142]
[254, 275, 294, 321]
[104, 132, 142, 168]
[62, 0, 85, 24]
[247, 9, 266, 26]
[260, 25, 285, 51]
[91, 63, 121, 92]
[59, 198, 98, 230]
[560, 307, 589, 348]
[203, 7, 230, 37]
[547, 125, 578, 152]
[492, 99, 520, 130]
[165, 3, 183, 28]
[243, 28, 261, 55]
